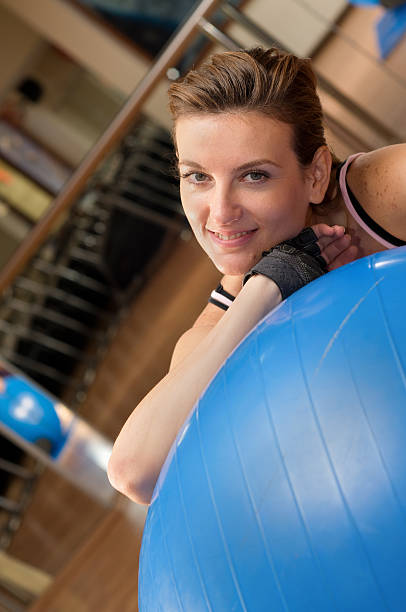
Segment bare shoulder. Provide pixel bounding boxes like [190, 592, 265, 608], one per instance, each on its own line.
[348, 144, 406, 239]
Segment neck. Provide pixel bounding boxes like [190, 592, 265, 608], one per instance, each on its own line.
[307, 193, 348, 229]
[308, 194, 386, 259]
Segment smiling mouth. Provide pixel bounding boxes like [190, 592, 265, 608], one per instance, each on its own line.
[212, 229, 256, 241]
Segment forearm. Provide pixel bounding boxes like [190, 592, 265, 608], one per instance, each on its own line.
[108, 224, 346, 505]
[108, 275, 281, 505]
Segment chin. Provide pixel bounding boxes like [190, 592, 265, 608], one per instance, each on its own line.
[210, 254, 254, 277]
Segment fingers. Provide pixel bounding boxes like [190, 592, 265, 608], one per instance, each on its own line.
[309, 222, 360, 270]
[287, 223, 358, 271]
[320, 233, 351, 265]
[328, 245, 359, 271]
[311, 223, 345, 243]
[310, 223, 359, 270]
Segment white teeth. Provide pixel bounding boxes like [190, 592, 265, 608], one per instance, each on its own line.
[215, 231, 249, 241]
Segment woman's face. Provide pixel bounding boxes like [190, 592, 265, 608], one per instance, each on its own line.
[176, 111, 320, 275]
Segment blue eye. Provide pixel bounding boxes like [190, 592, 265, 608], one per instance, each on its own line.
[180, 172, 208, 183]
[193, 172, 207, 182]
[245, 171, 267, 181]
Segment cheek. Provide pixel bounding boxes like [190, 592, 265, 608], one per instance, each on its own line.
[183, 205, 202, 234]
[255, 184, 310, 241]
[180, 189, 207, 230]
[276, 182, 311, 221]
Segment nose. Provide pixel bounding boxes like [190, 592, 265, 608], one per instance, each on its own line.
[209, 183, 242, 227]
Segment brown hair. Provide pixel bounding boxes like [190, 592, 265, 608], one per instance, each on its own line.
[168, 47, 339, 206]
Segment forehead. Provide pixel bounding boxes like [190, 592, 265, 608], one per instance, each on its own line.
[175, 111, 295, 166]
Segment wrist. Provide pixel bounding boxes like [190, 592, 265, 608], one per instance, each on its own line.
[241, 273, 282, 310]
[220, 274, 244, 297]
[243, 228, 327, 300]
[199, 274, 282, 370]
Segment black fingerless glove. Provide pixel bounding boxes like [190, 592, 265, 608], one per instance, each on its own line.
[243, 227, 327, 300]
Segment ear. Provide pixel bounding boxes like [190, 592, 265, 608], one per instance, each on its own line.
[306, 146, 332, 204]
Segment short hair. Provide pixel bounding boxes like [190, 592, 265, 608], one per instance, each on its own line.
[168, 47, 339, 206]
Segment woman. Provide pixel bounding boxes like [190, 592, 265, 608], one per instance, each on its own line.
[108, 47, 406, 505]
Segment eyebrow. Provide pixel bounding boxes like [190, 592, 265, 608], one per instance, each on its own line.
[178, 158, 282, 171]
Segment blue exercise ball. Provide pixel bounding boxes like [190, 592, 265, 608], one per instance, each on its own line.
[139, 247, 406, 611]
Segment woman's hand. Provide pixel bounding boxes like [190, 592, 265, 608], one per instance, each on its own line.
[243, 223, 358, 301]
[312, 223, 358, 270]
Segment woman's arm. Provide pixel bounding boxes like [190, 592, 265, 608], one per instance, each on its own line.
[108, 224, 354, 505]
[170, 223, 355, 370]
[108, 274, 281, 505]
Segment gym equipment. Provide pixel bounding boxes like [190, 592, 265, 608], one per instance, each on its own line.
[139, 247, 406, 611]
